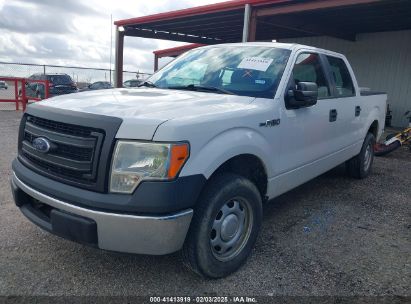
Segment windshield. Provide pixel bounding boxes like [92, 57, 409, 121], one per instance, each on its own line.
[148, 46, 291, 98]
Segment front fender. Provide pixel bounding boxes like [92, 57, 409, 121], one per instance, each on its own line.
[180, 127, 274, 179]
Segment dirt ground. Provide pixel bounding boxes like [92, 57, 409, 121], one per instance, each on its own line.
[0, 111, 409, 301]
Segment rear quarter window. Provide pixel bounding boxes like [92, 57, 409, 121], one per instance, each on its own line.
[326, 56, 355, 97]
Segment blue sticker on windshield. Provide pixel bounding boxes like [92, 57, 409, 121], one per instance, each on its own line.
[255, 79, 266, 85]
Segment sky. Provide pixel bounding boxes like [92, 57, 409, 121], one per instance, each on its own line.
[0, 0, 228, 77]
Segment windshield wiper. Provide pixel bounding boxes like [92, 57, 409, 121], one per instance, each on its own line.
[168, 84, 234, 95]
[138, 81, 157, 88]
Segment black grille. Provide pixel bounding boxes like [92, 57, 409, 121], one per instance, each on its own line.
[22, 151, 86, 180]
[20, 115, 104, 185]
[26, 115, 93, 137]
[24, 132, 93, 162]
[55, 143, 93, 162]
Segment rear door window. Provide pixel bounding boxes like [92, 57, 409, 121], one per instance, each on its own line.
[326, 56, 355, 97]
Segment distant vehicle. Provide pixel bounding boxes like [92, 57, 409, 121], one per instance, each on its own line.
[76, 82, 91, 90]
[123, 79, 142, 87]
[80, 81, 113, 92]
[0, 80, 8, 89]
[23, 73, 78, 99]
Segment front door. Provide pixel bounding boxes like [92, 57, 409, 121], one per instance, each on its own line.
[274, 51, 337, 195]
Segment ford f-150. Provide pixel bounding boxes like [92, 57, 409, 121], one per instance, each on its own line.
[11, 43, 387, 278]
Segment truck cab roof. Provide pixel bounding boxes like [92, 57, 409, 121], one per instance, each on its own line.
[207, 42, 346, 59]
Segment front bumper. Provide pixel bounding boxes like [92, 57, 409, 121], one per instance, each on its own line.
[11, 172, 193, 255]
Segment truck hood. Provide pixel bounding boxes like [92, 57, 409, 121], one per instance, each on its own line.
[34, 88, 255, 140]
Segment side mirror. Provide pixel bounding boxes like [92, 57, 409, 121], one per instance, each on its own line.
[286, 82, 318, 109]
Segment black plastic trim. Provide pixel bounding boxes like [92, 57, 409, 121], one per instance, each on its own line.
[13, 158, 206, 215]
[360, 91, 387, 96]
[50, 209, 98, 245]
[19, 202, 97, 246]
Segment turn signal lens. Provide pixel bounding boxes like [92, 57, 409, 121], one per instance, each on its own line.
[168, 144, 189, 178]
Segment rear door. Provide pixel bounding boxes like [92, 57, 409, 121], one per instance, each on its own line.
[324, 55, 362, 147]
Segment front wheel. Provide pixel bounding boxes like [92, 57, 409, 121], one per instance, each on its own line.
[346, 132, 375, 179]
[182, 173, 262, 278]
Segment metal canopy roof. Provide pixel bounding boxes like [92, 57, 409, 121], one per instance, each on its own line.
[115, 0, 411, 43]
[115, 0, 290, 44]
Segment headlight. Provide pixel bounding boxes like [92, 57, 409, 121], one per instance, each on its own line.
[110, 141, 189, 193]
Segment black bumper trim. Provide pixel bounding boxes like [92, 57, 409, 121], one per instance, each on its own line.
[12, 174, 98, 246]
[12, 158, 206, 215]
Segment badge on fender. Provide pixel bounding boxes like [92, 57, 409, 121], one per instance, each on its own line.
[259, 119, 280, 127]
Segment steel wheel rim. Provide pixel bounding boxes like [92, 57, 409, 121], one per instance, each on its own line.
[364, 143, 372, 171]
[210, 198, 253, 262]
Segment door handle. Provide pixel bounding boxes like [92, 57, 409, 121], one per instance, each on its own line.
[355, 106, 362, 117]
[329, 109, 338, 122]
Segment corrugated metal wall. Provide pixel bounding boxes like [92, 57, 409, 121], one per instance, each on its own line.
[280, 30, 411, 127]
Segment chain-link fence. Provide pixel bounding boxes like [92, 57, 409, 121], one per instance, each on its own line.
[0, 62, 152, 110]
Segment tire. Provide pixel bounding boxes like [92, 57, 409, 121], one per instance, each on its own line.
[36, 92, 42, 99]
[346, 132, 375, 179]
[182, 173, 262, 278]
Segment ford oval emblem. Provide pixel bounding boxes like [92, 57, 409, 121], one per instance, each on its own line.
[32, 137, 51, 153]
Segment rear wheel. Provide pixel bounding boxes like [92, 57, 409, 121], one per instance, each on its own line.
[346, 133, 375, 179]
[182, 173, 262, 278]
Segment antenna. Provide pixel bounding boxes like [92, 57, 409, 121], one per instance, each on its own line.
[109, 14, 113, 84]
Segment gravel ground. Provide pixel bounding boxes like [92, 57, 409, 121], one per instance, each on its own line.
[0, 111, 410, 299]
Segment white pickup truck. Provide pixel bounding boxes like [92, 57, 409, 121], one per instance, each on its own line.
[11, 43, 386, 278]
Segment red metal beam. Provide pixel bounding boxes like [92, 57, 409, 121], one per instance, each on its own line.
[114, 0, 291, 27]
[153, 43, 204, 57]
[153, 44, 206, 71]
[139, 11, 245, 30]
